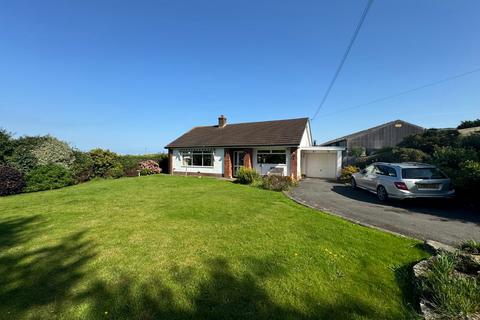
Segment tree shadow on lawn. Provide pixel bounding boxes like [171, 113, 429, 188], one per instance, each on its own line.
[0, 215, 96, 317]
[80, 257, 400, 320]
[0, 215, 43, 250]
[0, 215, 417, 319]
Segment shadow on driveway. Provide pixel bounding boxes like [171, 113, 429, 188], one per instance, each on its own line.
[289, 178, 480, 245]
[331, 184, 480, 226]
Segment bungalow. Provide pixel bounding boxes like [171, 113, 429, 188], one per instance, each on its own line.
[165, 116, 344, 179]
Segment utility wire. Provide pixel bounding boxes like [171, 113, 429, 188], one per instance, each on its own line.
[311, 0, 374, 121]
[320, 66, 480, 118]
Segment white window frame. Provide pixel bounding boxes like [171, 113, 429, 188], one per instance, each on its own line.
[180, 148, 214, 168]
[256, 149, 287, 165]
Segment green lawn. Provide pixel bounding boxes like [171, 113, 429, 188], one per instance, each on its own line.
[0, 175, 428, 319]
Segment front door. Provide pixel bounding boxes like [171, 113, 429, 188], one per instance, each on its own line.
[233, 151, 245, 176]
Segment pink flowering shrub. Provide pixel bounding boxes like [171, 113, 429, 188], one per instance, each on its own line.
[139, 160, 162, 175]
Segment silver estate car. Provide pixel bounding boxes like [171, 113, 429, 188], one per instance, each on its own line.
[351, 162, 455, 201]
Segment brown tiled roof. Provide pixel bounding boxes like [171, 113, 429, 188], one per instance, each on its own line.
[166, 118, 309, 148]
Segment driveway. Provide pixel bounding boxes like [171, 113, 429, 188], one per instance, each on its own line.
[289, 178, 480, 245]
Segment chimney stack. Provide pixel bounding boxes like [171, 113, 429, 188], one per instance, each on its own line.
[218, 115, 227, 127]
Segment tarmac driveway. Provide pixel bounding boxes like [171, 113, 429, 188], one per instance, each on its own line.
[289, 178, 480, 245]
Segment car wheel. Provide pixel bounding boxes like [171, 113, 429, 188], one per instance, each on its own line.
[377, 185, 388, 202]
[351, 177, 357, 189]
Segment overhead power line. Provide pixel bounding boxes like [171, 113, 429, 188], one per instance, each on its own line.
[311, 0, 374, 121]
[320, 66, 480, 118]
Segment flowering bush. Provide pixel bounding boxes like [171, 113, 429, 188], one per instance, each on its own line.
[31, 136, 75, 169]
[118, 154, 167, 177]
[139, 160, 162, 175]
[340, 165, 360, 183]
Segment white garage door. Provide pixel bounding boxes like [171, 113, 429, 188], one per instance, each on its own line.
[305, 152, 337, 178]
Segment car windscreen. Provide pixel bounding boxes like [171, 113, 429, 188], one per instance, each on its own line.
[401, 168, 447, 179]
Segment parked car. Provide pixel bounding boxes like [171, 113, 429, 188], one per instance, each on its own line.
[351, 162, 455, 201]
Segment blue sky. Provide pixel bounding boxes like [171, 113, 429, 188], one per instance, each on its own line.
[1, 0, 479, 154]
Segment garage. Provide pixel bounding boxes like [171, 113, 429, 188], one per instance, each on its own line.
[301, 147, 344, 179]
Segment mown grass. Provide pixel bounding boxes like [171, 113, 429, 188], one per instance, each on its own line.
[0, 175, 428, 319]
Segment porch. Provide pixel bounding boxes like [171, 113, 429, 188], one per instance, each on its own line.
[223, 147, 299, 179]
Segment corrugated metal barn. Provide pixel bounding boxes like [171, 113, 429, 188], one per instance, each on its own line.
[321, 120, 425, 155]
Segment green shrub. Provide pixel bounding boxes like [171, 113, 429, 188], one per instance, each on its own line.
[0, 128, 14, 164]
[399, 129, 460, 154]
[0, 165, 26, 196]
[31, 136, 74, 168]
[421, 253, 480, 319]
[118, 155, 140, 177]
[71, 151, 94, 183]
[106, 162, 124, 179]
[25, 164, 74, 192]
[261, 175, 296, 191]
[356, 147, 429, 168]
[459, 240, 480, 255]
[457, 160, 480, 188]
[158, 155, 169, 173]
[340, 165, 359, 183]
[6, 136, 50, 174]
[432, 147, 478, 177]
[138, 168, 149, 176]
[6, 145, 38, 174]
[392, 147, 429, 162]
[236, 167, 260, 184]
[118, 154, 167, 177]
[378, 147, 429, 163]
[461, 133, 480, 151]
[89, 149, 123, 178]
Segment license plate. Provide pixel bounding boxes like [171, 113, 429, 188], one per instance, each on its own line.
[417, 183, 439, 189]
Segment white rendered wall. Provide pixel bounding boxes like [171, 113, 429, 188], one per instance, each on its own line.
[299, 123, 313, 147]
[172, 148, 224, 175]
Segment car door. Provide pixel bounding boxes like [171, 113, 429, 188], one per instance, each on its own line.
[372, 165, 390, 190]
[363, 165, 380, 190]
[357, 165, 375, 190]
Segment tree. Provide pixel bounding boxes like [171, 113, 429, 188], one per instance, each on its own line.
[0, 128, 14, 164]
[348, 147, 364, 158]
[457, 119, 480, 129]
